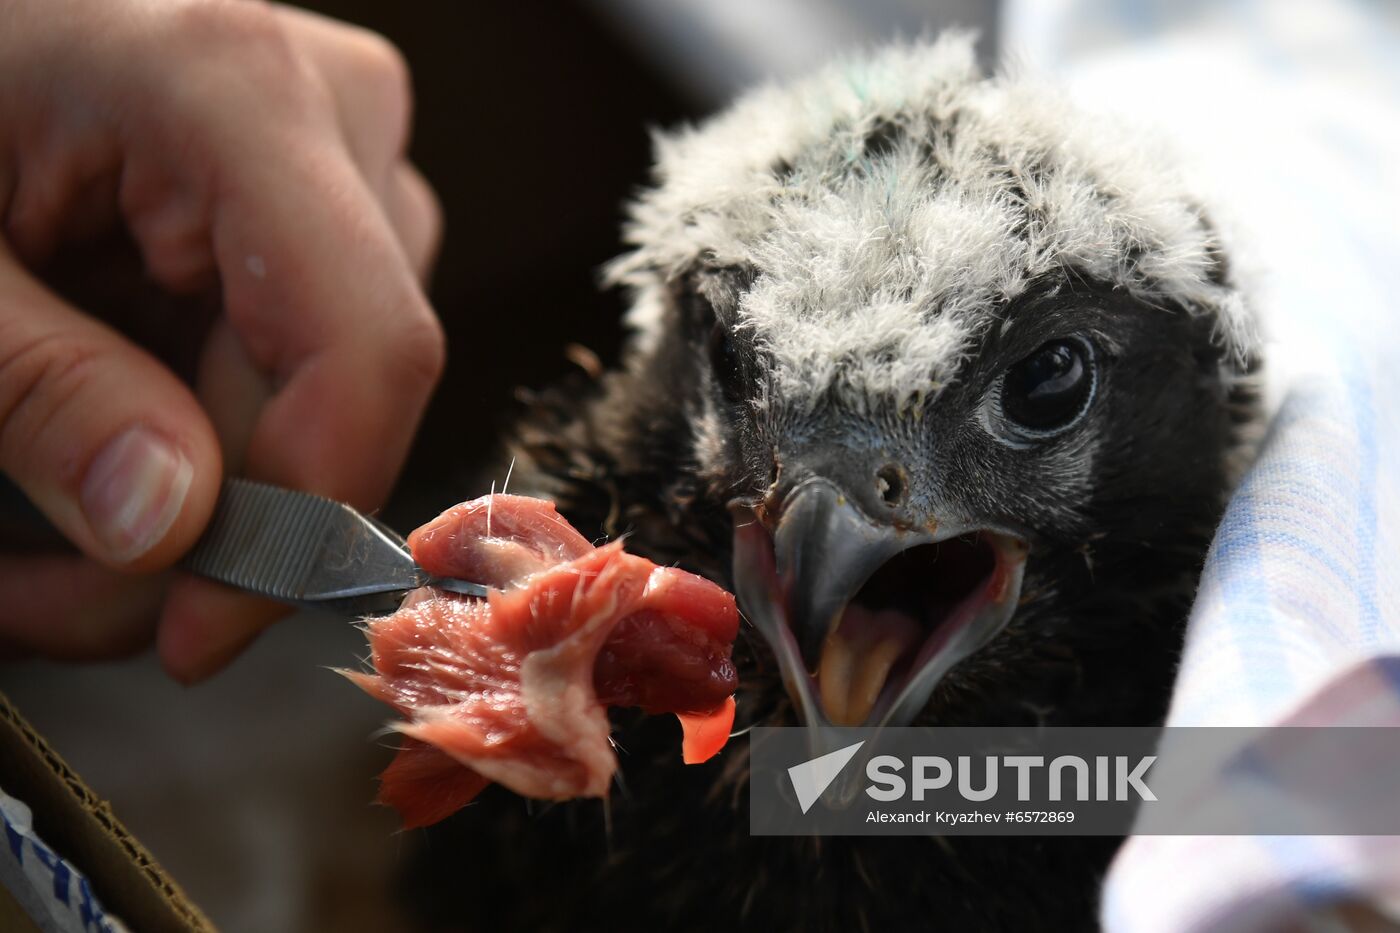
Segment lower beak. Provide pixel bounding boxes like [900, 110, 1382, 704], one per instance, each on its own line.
[731, 480, 1027, 730]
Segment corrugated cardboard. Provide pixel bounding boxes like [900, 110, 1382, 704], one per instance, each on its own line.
[0, 691, 214, 933]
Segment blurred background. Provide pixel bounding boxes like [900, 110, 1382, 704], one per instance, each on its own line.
[0, 2, 997, 930]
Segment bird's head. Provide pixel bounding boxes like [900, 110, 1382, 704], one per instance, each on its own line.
[606, 36, 1258, 731]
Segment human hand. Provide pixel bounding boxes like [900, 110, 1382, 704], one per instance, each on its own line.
[0, 0, 444, 680]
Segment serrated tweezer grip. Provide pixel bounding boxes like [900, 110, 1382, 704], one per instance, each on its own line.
[182, 478, 487, 618]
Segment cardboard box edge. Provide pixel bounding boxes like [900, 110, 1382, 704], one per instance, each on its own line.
[0, 689, 215, 933]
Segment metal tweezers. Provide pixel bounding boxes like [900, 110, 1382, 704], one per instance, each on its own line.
[183, 478, 489, 618]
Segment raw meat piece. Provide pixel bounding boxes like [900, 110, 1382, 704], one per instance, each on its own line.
[677, 696, 738, 765]
[342, 495, 739, 828]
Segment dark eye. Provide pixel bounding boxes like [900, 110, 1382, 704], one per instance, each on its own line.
[1000, 338, 1096, 434]
[708, 323, 744, 402]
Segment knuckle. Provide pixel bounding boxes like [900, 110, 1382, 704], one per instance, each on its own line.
[416, 171, 443, 243]
[159, 1, 317, 114]
[169, 0, 287, 52]
[383, 307, 446, 397]
[351, 30, 413, 106]
[340, 28, 414, 151]
[0, 328, 102, 473]
[420, 190, 443, 265]
[395, 165, 443, 270]
[167, 1, 273, 58]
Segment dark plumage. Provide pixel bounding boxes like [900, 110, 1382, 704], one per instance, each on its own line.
[397, 37, 1260, 932]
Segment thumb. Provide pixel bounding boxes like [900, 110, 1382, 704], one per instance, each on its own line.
[0, 248, 221, 571]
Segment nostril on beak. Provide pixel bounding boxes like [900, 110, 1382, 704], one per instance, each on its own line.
[875, 463, 907, 508]
[758, 459, 784, 524]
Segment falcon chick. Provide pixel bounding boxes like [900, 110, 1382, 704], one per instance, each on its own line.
[415, 34, 1260, 933]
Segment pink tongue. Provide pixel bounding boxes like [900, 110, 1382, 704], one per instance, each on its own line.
[817, 605, 922, 726]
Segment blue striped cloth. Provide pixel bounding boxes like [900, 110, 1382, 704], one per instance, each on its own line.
[1000, 0, 1400, 928]
[1102, 377, 1400, 932]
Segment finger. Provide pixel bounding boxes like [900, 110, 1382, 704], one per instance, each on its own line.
[270, 7, 439, 280]
[195, 314, 274, 476]
[0, 246, 222, 572]
[271, 4, 412, 190]
[157, 575, 285, 683]
[160, 316, 281, 683]
[210, 141, 444, 508]
[384, 162, 442, 282]
[156, 107, 444, 681]
[3, 129, 123, 269]
[0, 554, 166, 659]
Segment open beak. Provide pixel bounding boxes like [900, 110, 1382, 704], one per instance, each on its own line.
[731, 479, 1026, 730]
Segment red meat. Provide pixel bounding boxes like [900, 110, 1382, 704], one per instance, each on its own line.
[342, 494, 739, 828]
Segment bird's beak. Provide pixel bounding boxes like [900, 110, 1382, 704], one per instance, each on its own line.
[730, 480, 1026, 730]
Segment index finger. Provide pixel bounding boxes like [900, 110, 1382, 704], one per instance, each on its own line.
[152, 96, 445, 681]
[212, 126, 445, 507]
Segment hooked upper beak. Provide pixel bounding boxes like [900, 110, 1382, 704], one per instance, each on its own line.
[730, 478, 1026, 731]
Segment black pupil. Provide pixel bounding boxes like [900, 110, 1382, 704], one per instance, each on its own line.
[1002, 340, 1091, 431]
